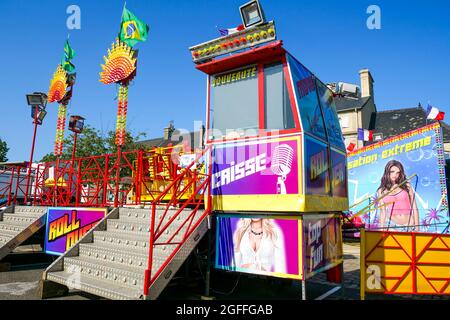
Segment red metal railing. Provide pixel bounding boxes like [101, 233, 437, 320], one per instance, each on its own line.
[0, 165, 33, 206]
[1, 146, 204, 208]
[143, 146, 211, 296]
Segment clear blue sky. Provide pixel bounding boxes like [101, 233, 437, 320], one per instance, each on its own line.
[1, 0, 449, 162]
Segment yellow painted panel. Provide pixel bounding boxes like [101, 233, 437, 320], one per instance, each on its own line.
[418, 251, 450, 264]
[365, 232, 384, 251]
[417, 266, 450, 278]
[444, 283, 450, 294]
[392, 234, 413, 258]
[416, 271, 436, 293]
[441, 237, 450, 249]
[298, 219, 303, 280]
[415, 235, 434, 256]
[429, 280, 448, 293]
[384, 265, 411, 278]
[429, 237, 449, 250]
[211, 194, 348, 212]
[385, 279, 403, 292]
[212, 194, 303, 212]
[392, 270, 413, 293]
[367, 248, 412, 263]
[381, 235, 402, 248]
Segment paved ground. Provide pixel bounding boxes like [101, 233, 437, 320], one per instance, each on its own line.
[0, 242, 449, 300]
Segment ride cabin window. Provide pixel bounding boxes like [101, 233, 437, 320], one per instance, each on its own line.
[209, 62, 296, 141]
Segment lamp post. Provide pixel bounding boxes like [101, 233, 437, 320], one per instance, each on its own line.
[68, 115, 85, 206]
[25, 92, 48, 204]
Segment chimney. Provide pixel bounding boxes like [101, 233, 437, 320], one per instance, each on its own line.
[359, 69, 374, 98]
[163, 122, 175, 140]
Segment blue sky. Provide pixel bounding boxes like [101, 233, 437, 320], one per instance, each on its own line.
[0, 0, 449, 162]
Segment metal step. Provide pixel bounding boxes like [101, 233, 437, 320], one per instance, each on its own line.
[0, 229, 20, 238]
[0, 235, 12, 243]
[79, 243, 148, 269]
[78, 242, 176, 271]
[106, 220, 151, 234]
[14, 206, 47, 215]
[92, 231, 150, 252]
[0, 222, 25, 233]
[0, 206, 47, 261]
[2, 214, 40, 225]
[47, 270, 142, 300]
[63, 256, 146, 290]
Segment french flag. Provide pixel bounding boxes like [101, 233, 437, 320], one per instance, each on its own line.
[218, 25, 245, 36]
[357, 128, 373, 142]
[427, 104, 445, 121]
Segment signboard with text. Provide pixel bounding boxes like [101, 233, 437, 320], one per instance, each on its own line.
[303, 214, 343, 279]
[44, 207, 106, 255]
[347, 123, 449, 233]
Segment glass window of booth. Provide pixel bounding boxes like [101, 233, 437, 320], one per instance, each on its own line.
[209, 65, 259, 140]
[316, 80, 346, 150]
[263, 63, 295, 130]
[287, 55, 327, 142]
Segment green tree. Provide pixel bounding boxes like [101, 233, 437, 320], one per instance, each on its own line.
[0, 138, 9, 162]
[39, 125, 147, 162]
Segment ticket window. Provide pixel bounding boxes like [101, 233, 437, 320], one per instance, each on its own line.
[208, 60, 299, 141]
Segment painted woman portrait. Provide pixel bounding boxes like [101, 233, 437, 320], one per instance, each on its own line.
[376, 160, 419, 231]
[233, 218, 286, 273]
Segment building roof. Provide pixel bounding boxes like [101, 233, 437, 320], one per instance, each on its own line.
[138, 130, 204, 150]
[367, 106, 450, 143]
[334, 96, 371, 112]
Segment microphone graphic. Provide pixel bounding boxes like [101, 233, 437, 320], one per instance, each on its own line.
[271, 144, 294, 194]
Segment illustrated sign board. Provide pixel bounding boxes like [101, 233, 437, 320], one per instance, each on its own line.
[44, 207, 106, 255]
[347, 123, 449, 233]
[361, 229, 450, 298]
[303, 214, 343, 279]
[215, 215, 303, 280]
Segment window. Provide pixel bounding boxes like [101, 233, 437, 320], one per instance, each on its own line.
[263, 63, 295, 130]
[209, 65, 259, 139]
[316, 80, 346, 150]
[287, 55, 327, 141]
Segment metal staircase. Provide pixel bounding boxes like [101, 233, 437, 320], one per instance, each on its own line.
[41, 148, 211, 300]
[42, 206, 209, 300]
[0, 205, 47, 261]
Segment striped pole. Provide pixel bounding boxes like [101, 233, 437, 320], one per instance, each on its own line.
[115, 85, 129, 146]
[54, 104, 68, 156]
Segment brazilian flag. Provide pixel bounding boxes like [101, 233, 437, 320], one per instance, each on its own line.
[61, 40, 76, 73]
[119, 7, 149, 47]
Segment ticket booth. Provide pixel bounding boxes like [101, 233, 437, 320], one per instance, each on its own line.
[190, 0, 348, 298]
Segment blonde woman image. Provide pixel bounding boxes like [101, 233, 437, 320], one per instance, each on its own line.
[233, 218, 286, 273]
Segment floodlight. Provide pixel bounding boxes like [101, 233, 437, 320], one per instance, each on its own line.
[26, 92, 48, 107]
[240, 0, 266, 28]
[69, 115, 85, 133]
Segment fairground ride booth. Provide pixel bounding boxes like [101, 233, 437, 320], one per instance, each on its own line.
[190, 0, 348, 299]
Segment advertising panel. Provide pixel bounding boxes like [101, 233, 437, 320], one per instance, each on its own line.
[305, 135, 329, 196]
[347, 123, 449, 233]
[215, 215, 303, 279]
[45, 207, 107, 255]
[303, 214, 343, 279]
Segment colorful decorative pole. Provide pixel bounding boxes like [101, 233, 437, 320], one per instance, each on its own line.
[100, 40, 137, 207]
[100, 5, 149, 207]
[54, 104, 67, 156]
[47, 39, 76, 206]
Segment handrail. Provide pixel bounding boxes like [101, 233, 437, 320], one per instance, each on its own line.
[143, 145, 211, 296]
